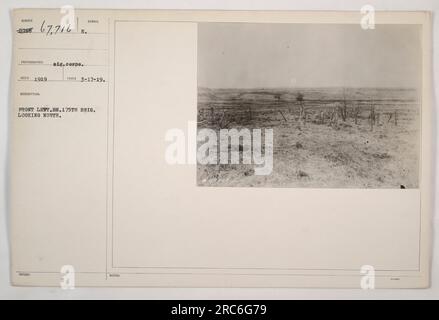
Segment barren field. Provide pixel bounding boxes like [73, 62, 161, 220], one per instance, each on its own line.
[197, 87, 420, 188]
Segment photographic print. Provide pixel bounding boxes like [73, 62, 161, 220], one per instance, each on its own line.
[197, 23, 421, 188]
[10, 9, 432, 289]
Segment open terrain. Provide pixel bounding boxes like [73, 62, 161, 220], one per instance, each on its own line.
[197, 87, 420, 188]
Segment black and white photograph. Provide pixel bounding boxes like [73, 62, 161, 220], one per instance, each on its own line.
[2, 4, 436, 298]
[197, 23, 421, 188]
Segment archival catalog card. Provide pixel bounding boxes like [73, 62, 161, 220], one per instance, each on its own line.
[9, 9, 432, 288]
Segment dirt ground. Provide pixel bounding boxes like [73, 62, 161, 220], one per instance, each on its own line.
[197, 87, 420, 188]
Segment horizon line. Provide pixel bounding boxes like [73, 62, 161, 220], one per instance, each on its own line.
[198, 85, 418, 90]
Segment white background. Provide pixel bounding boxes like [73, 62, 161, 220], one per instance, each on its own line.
[0, 0, 437, 299]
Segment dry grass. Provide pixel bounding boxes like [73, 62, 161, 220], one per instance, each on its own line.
[197, 87, 419, 188]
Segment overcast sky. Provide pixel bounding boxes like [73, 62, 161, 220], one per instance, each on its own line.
[198, 23, 421, 89]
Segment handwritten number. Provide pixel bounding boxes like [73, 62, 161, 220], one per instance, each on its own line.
[40, 20, 73, 36]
